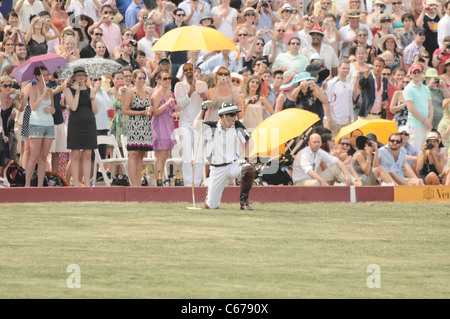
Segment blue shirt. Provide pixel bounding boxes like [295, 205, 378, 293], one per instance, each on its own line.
[125, 1, 142, 29]
[379, 145, 407, 178]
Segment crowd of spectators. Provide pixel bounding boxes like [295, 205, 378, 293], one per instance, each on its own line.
[0, 0, 449, 187]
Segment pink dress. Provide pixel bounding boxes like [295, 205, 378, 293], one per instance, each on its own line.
[151, 92, 177, 151]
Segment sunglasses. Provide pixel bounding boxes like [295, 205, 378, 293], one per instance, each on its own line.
[124, 33, 133, 37]
[183, 68, 193, 72]
[94, 33, 103, 36]
[256, 43, 264, 46]
[231, 79, 240, 83]
[382, 73, 391, 76]
[400, 132, 410, 136]
[245, 13, 256, 16]
[226, 112, 237, 117]
[217, 72, 229, 76]
[392, 2, 401, 4]
[92, 78, 101, 82]
[162, 77, 172, 81]
[340, 142, 350, 146]
[358, 34, 367, 36]
[403, 81, 410, 84]
[389, 139, 402, 144]
[412, 70, 422, 75]
[380, 19, 391, 23]
[176, 14, 186, 17]
[238, 33, 248, 36]
[2, 84, 12, 88]
[289, 42, 300, 45]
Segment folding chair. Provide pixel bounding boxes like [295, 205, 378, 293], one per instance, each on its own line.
[92, 135, 128, 186]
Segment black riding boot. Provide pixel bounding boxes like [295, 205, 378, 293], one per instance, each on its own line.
[240, 164, 255, 210]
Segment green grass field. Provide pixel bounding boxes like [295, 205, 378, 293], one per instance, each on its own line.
[0, 201, 448, 299]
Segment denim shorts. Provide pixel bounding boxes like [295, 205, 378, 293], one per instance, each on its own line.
[29, 124, 55, 139]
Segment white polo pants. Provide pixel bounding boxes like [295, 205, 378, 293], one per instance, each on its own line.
[206, 161, 243, 209]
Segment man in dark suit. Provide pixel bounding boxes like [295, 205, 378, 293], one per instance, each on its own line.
[358, 57, 389, 119]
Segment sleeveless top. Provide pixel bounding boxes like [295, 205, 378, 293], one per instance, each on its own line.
[27, 37, 48, 58]
[29, 86, 53, 126]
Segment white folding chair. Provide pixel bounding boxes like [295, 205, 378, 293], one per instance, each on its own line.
[93, 135, 128, 186]
[164, 128, 183, 181]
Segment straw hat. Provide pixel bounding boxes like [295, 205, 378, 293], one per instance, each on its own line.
[379, 34, 402, 51]
[423, 68, 441, 80]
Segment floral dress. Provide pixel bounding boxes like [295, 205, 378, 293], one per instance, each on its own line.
[109, 92, 128, 147]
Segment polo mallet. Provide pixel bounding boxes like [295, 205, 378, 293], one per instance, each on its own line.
[186, 100, 211, 210]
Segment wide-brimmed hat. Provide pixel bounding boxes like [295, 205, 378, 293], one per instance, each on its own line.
[243, 7, 256, 15]
[218, 102, 241, 116]
[439, 59, 450, 74]
[347, 10, 361, 18]
[72, 66, 87, 76]
[71, 14, 94, 27]
[279, 71, 297, 91]
[373, 0, 386, 6]
[426, 131, 441, 143]
[305, 64, 331, 83]
[379, 34, 402, 51]
[230, 72, 243, 85]
[278, 3, 294, 17]
[356, 133, 384, 150]
[426, 0, 439, 6]
[423, 68, 441, 80]
[292, 72, 317, 87]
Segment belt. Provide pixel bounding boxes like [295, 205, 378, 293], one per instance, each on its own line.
[211, 162, 232, 167]
[369, 112, 382, 115]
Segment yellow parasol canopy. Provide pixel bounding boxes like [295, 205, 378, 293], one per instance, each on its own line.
[250, 109, 320, 159]
[150, 25, 238, 52]
[334, 118, 399, 145]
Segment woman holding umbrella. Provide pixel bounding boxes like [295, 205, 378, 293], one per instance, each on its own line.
[63, 66, 98, 186]
[24, 67, 55, 187]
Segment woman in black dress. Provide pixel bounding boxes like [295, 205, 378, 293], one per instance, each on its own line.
[63, 67, 98, 186]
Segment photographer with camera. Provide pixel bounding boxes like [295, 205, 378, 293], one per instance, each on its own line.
[432, 36, 450, 72]
[351, 134, 395, 185]
[255, 0, 279, 43]
[86, 5, 122, 56]
[424, 69, 450, 130]
[416, 131, 448, 185]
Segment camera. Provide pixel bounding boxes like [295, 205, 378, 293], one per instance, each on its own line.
[418, 57, 425, 63]
[426, 143, 434, 149]
[368, 141, 374, 147]
[109, 16, 114, 21]
[291, 9, 297, 14]
[15, 89, 20, 95]
[434, 78, 440, 84]
[39, 19, 45, 23]
[143, 15, 148, 20]
[322, 6, 327, 9]
[220, 77, 227, 82]
[262, 1, 269, 7]
[446, 43, 450, 49]
[305, 81, 311, 86]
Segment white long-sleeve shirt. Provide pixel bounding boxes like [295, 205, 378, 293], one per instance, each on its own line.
[174, 79, 208, 125]
[437, 14, 450, 47]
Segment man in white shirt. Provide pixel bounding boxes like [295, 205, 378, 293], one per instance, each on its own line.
[437, 1, 450, 47]
[174, 63, 209, 186]
[301, 26, 339, 77]
[137, 20, 158, 59]
[178, 0, 211, 26]
[199, 50, 238, 74]
[339, 10, 373, 59]
[193, 102, 255, 210]
[292, 133, 352, 185]
[14, 0, 50, 32]
[263, 22, 287, 64]
[325, 60, 354, 137]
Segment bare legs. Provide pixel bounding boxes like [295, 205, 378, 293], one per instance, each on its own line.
[25, 137, 52, 187]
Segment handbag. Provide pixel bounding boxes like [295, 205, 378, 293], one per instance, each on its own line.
[111, 174, 130, 186]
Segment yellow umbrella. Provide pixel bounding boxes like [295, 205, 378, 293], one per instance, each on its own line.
[150, 26, 238, 52]
[334, 119, 398, 145]
[250, 109, 320, 159]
